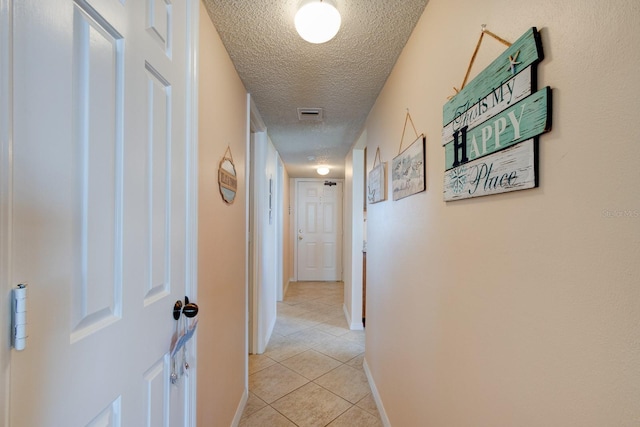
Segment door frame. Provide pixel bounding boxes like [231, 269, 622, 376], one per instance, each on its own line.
[0, 0, 12, 425]
[293, 178, 344, 282]
[185, 0, 199, 424]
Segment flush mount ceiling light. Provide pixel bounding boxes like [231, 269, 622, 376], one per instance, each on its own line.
[316, 166, 330, 176]
[295, 0, 341, 44]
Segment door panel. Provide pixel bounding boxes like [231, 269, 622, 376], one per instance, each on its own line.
[10, 0, 193, 425]
[145, 62, 172, 304]
[86, 397, 121, 427]
[71, 0, 124, 343]
[296, 180, 343, 281]
[305, 202, 317, 233]
[323, 242, 335, 268]
[304, 242, 318, 270]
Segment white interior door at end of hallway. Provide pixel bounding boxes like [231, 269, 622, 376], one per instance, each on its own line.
[296, 180, 343, 281]
[10, 0, 195, 425]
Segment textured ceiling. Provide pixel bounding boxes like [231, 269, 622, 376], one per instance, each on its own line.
[202, 0, 429, 178]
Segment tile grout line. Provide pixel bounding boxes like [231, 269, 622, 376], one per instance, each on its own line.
[260, 358, 360, 427]
[242, 281, 379, 426]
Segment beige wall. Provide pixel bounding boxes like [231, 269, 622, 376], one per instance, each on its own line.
[363, 0, 640, 425]
[197, 2, 248, 425]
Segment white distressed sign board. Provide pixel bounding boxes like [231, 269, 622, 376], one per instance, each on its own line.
[444, 139, 536, 201]
[367, 162, 387, 204]
[441, 66, 533, 146]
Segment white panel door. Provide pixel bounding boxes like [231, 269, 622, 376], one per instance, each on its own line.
[296, 180, 343, 281]
[10, 0, 194, 425]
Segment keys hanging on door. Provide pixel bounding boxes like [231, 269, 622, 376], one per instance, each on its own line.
[170, 297, 199, 384]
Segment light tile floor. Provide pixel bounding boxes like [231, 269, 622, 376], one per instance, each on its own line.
[240, 281, 382, 427]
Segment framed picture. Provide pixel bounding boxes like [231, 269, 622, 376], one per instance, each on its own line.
[392, 135, 425, 201]
[367, 161, 387, 204]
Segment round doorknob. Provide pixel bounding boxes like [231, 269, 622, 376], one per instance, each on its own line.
[298, 235, 303, 240]
[183, 303, 199, 318]
[173, 297, 199, 319]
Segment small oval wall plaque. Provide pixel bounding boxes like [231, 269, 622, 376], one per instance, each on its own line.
[218, 157, 237, 204]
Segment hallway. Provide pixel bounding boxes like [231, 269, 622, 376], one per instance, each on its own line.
[240, 282, 381, 426]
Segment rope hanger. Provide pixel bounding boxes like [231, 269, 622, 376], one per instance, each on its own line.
[372, 147, 382, 169]
[398, 109, 423, 155]
[451, 25, 513, 97]
[223, 145, 234, 163]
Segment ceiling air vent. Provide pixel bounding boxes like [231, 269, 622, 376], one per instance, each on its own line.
[297, 107, 323, 122]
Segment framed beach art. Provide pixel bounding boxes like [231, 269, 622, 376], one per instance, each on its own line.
[392, 134, 426, 201]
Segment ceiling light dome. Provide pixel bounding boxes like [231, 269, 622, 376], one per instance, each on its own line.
[316, 166, 330, 176]
[295, 0, 341, 44]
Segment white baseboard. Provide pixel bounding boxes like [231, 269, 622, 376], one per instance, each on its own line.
[230, 388, 249, 427]
[363, 358, 391, 427]
[343, 303, 364, 330]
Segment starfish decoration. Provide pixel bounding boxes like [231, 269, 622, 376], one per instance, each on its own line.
[508, 50, 521, 75]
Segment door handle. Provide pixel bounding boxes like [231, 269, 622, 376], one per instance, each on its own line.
[183, 296, 199, 318]
[173, 296, 199, 320]
[298, 235, 303, 240]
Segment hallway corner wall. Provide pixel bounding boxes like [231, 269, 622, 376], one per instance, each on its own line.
[363, 0, 640, 425]
[282, 166, 293, 293]
[197, 2, 248, 425]
[251, 132, 279, 352]
[343, 143, 365, 330]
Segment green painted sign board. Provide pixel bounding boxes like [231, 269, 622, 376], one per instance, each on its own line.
[442, 65, 533, 146]
[443, 27, 544, 127]
[444, 87, 551, 170]
[441, 27, 552, 201]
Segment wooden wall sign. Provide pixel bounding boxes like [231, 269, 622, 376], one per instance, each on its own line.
[392, 135, 426, 201]
[368, 162, 387, 204]
[442, 27, 552, 201]
[218, 147, 237, 204]
[368, 147, 387, 204]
